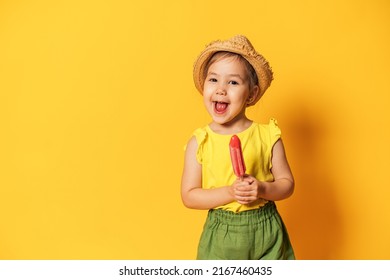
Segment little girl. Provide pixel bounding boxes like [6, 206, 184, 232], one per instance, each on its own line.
[181, 35, 295, 260]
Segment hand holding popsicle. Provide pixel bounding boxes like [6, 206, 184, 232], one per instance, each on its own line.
[229, 135, 246, 179]
[230, 135, 257, 203]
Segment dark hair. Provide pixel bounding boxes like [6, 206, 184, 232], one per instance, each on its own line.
[203, 51, 258, 90]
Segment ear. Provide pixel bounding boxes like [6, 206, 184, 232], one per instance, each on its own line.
[247, 85, 260, 106]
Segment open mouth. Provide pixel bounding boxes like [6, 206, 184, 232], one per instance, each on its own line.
[214, 101, 229, 114]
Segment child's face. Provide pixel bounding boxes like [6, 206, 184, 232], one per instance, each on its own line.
[203, 56, 258, 127]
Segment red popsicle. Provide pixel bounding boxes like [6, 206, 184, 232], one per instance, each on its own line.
[229, 135, 246, 179]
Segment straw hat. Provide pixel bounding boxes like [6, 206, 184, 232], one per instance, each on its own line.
[193, 35, 273, 106]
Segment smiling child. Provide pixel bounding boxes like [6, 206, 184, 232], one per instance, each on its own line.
[181, 35, 295, 260]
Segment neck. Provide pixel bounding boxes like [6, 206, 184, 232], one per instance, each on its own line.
[209, 116, 253, 135]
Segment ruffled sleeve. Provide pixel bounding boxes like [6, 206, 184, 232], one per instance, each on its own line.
[267, 118, 281, 172]
[269, 118, 281, 145]
[193, 127, 208, 164]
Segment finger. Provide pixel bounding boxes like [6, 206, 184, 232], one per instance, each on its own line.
[242, 176, 255, 184]
[235, 189, 258, 198]
[237, 197, 256, 205]
[235, 185, 255, 192]
[235, 193, 257, 202]
[236, 179, 251, 186]
[237, 200, 249, 205]
[234, 190, 252, 197]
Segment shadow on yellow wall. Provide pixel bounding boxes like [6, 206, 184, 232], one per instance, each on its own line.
[282, 101, 344, 259]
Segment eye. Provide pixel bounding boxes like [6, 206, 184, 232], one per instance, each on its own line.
[229, 80, 239, 85]
[208, 78, 218, 83]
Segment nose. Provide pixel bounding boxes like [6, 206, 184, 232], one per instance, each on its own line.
[216, 87, 227, 96]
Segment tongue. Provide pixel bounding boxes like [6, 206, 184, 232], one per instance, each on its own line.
[215, 102, 228, 113]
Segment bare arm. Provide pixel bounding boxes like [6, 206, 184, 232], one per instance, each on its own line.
[259, 138, 294, 200]
[234, 139, 294, 204]
[181, 136, 235, 209]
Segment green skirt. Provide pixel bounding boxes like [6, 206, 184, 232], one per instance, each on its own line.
[197, 202, 295, 260]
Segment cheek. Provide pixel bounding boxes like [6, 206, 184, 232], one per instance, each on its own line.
[202, 92, 212, 106]
[231, 89, 250, 103]
[202, 86, 214, 99]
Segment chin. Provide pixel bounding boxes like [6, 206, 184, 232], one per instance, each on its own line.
[212, 116, 232, 125]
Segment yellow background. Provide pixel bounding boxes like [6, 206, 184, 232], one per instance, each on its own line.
[1, 0, 389, 259]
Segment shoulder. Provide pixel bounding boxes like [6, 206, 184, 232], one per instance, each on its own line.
[268, 118, 281, 140]
[253, 118, 280, 130]
[185, 135, 198, 151]
[249, 119, 282, 152]
[251, 118, 281, 137]
[191, 126, 209, 150]
[184, 126, 207, 149]
[193, 126, 208, 142]
[185, 126, 209, 164]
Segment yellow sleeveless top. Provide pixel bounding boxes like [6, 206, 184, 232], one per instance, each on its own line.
[193, 119, 281, 213]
